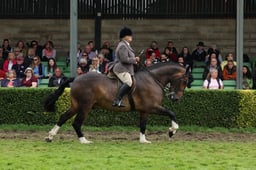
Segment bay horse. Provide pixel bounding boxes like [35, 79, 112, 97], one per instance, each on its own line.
[44, 62, 188, 144]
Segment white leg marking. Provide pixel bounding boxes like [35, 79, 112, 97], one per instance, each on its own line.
[139, 133, 151, 144]
[79, 137, 93, 144]
[46, 125, 60, 141]
[169, 121, 179, 134]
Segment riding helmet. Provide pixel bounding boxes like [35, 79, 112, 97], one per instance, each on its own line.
[119, 27, 132, 39]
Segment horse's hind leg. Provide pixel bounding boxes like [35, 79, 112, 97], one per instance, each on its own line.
[72, 108, 92, 144]
[139, 112, 151, 144]
[45, 108, 75, 142]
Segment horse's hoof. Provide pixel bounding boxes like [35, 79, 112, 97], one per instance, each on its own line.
[79, 137, 93, 144]
[45, 137, 52, 143]
[140, 139, 152, 144]
[169, 128, 177, 138]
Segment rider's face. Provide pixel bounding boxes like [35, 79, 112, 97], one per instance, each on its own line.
[124, 36, 132, 43]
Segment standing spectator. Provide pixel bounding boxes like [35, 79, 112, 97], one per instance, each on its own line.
[48, 67, 68, 87]
[12, 53, 27, 80]
[30, 56, 45, 84]
[145, 41, 161, 60]
[242, 65, 252, 89]
[222, 60, 237, 80]
[203, 68, 223, 89]
[192, 41, 207, 62]
[1, 70, 21, 87]
[2, 39, 12, 60]
[21, 67, 38, 87]
[45, 58, 58, 78]
[42, 40, 56, 61]
[3, 52, 17, 73]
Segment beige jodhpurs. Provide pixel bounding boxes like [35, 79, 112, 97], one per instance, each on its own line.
[114, 71, 133, 87]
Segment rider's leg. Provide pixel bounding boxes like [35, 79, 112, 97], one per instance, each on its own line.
[112, 72, 132, 107]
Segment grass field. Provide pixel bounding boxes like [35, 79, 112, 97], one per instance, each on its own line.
[0, 125, 256, 170]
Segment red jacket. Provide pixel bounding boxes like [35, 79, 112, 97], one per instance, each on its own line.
[3, 59, 17, 72]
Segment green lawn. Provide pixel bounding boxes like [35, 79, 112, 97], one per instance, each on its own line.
[0, 125, 255, 170]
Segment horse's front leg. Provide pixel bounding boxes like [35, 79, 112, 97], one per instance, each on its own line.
[139, 112, 151, 144]
[45, 108, 75, 142]
[154, 105, 179, 138]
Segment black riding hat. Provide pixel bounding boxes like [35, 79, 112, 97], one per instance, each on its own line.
[119, 27, 132, 39]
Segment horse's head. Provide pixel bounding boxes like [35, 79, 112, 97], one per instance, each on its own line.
[166, 68, 188, 101]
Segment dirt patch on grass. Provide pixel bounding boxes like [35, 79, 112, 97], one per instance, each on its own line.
[0, 130, 256, 143]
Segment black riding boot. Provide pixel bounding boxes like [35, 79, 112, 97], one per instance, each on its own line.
[112, 83, 131, 107]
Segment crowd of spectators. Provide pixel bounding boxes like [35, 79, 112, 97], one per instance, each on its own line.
[0, 38, 255, 89]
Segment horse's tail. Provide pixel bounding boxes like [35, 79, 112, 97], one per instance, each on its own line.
[44, 77, 75, 112]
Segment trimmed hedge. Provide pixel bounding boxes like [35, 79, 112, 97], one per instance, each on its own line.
[0, 88, 256, 128]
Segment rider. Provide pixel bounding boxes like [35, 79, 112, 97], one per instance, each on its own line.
[112, 27, 140, 107]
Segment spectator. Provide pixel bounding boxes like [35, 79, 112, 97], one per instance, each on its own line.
[177, 56, 193, 88]
[206, 52, 221, 67]
[203, 68, 223, 89]
[145, 41, 161, 60]
[221, 53, 237, 70]
[163, 47, 177, 62]
[45, 58, 57, 78]
[76, 66, 85, 76]
[205, 44, 222, 64]
[42, 40, 56, 61]
[48, 67, 68, 87]
[179, 46, 193, 69]
[166, 40, 178, 56]
[30, 56, 45, 84]
[3, 52, 17, 73]
[89, 57, 101, 73]
[202, 58, 223, 80]
[147, 49, 160, 64]
[30, 40, 43, 58]
[1, 70, 21, 87]
[242, 65, 252, 89]
[192, 41, 207, 62]
[102, 41, 114, 61]
[160, 53, 168, 62]
[2, 39, 12, 60]
[99, 45, 112, 62]
[222, 60, 237, 80]
[98, 53, 108, 74]
[83, 44, 96, 60]
[15, 40, 27, 56]
[12, 53, 27, 80]
[87, 40, 97, 53]
[78, 58, 89, 73]
[0, 47, 4, 69]
[66, 42, 82, 67]
[144, 58, 153, 67]
[0, 69, 6, 80]
[21, 67, 38, 87]
[24, 48, 36, 68]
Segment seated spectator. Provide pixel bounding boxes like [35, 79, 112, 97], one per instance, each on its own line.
[15, 40, 27, 56]
[42, 40, 56, 61]
[221, 53, 237, 70]
[89, 57, 101, 73]
[30, 56, 45, 84]
[206, 52, 222, 67]
[83, 44, 96, 61]
[12, 53, 27, 80]
[179, 46, 193, 69]
[160, 53, 168, 62]
[21, 67, 38, 87]
[78, 58, 89, 73]
[76, 66, 85, 76]
[166, 40, 178, 56]
[144, 58, 153, 67]
[3, 52, 17, 73]
[30, 40, 43, 59]
[205, 44, 222, 64]
[2, 39, 12, 60]
[147, 50, 160, 64]
[145, 41, 161, 60]
[222, 60, 237, 80]
[102, 41, 114, 61]
[45, 58, 57, 78]
[203, 68, 223, 89]
[192, 41, 207, 62]
[24, 47, 36, 67]
[177, 56, 193, 88]
[48, 67, 68, 87]
[1, 70, 21, 87]
[202, 58, 223, 80]
[99, 45, 112, 62]
[242, 65, 252, 89]
[98, 54, 108, 74]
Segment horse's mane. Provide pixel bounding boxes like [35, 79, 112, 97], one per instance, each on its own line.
[146, 61, 181, 71]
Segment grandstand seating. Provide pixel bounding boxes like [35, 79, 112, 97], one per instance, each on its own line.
[223, 80, 236, 89]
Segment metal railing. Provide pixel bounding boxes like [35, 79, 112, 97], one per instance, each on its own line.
[0, 0, 255, 19]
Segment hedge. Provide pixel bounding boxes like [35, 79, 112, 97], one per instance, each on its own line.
[0, 88, 256, 128]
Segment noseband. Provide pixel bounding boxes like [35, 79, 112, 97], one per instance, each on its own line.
[166, 74, 188, 100]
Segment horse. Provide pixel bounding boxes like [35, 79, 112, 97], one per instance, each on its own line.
[44, 62, 188, 144]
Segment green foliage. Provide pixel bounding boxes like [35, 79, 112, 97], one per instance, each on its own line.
[0, 88, 256, 128]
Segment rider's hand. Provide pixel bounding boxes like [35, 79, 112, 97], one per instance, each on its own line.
[135, 57, 140, 63]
